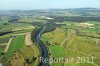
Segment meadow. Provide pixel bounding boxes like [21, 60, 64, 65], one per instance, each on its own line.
[49, 45, 64, 66]
[8, 35, 25, 51]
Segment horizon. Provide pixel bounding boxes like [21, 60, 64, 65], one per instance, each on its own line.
[0, 7, 100, 11]
[0, 0, 100, 10]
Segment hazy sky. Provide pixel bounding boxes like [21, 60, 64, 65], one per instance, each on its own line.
[0, 0, 100, 10]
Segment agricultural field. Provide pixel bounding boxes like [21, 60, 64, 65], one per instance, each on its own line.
[0, 37, 10, 59]
[0, 8, 100, 66]
[17, 16, 47, 24]
[49, 45, 64, 66]
[8, 35, 25, 51]
[41, 21, 100, 66]
[41, 28, 67, 45]
[0, 35, 25, 63]
[7, 45, 39, 66]
[0, 16, 40, 66]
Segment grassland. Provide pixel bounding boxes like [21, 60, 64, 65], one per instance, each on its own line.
[8, 46, 38, 66]
[41, 21, 100, 66]
[0, 35, 25, 63]
[41, 28, 67, 45]
[8, 35, 25, 51]
[49, 45, 64, 66]
[49, 45, 64, 58]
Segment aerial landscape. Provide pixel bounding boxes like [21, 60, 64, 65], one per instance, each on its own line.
[0, 0, 100, 66]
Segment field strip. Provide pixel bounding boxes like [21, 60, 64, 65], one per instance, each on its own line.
[25, 33, 32, 46]
[4, 38, 12, 52]
[14, 32, 31, 35]
[61, 33, 72, 46]
[12, 26, 35, 31]
[67, 35, 76, 48]
[68, 48, 93, 57]
[0, 43, 7, 46]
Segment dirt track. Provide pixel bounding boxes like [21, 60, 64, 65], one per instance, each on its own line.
[25, 33, 33, 46]
[4, 38, 12, 52]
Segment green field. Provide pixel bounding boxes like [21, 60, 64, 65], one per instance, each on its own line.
[0, 35, 25, 63]
[8, 35, 25, 51]
[49, 45, 64, 66]
[51, 63, 62, 66]
[49, 45, 64, 58]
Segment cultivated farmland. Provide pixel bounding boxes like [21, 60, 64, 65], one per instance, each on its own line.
[0, 8, 100, 66]
[41, 22, 100, 66]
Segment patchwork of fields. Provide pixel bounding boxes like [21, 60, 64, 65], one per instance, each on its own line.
[0, 9, 100, 66]
[0, 35, 25, 63]
[41, 22, 100, 66]
[0, 19, 40, 66]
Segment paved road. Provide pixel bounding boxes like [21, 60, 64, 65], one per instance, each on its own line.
[34, 27, 49, 66]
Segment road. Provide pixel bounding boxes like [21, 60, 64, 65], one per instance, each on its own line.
[34, 27, 49, 66]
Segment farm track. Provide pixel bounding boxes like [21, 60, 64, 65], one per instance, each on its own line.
[66, 34, 76, 48]
[4, 38, 12, 52]
[61, 33, 73, 46]
[25, 33, 32, 46]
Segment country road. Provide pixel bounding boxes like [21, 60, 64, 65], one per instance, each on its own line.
[34, 27, 49, 66]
